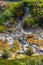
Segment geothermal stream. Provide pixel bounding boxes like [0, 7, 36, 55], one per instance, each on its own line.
[0, 7, 43, 55]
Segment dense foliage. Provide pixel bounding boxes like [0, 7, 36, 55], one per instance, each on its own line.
[0, 56, 43, 65]
[0, 1, 43, 65]
[0, 0, 43, 29]
[25, 47, 34, 56]
[22, 0, 43, 29]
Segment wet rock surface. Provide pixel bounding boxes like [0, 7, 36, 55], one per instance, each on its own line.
[0, 6, 43, 55]
[0, 28, 43, 55]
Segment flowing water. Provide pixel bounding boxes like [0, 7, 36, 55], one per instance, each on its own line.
[0, 7, 43, 55]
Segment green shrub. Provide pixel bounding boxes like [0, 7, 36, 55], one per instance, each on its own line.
[9, 2, 26, 20]
[25, 47, 34, 56]
[23, 16, 37, 29]
[0, 25, 5, 32]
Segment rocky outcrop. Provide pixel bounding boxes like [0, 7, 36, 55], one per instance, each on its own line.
[0, 38, 10, 48]
[26, 34, 43, 46]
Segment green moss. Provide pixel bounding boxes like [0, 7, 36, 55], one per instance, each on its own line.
[0, 55, 43, 65]
[0, 25, 5, 32]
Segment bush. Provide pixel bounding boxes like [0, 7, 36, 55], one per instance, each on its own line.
[2, 50, 12, 58]
[2, 50, 9, 58]
[23, 16, 37, 29]
[9, 2, 26, 20]
[22, 0, 43, 29]
[0, 25, 5, 32]
[25, 47, 34, 56]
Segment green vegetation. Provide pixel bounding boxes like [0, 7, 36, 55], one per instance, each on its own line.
[0, 1, 26, 32]
[22, 15, 37, 29]
[0, 55, 43, 65]
[9, 2, 26, 20]
[0, 0, 43, 65]
[0, 25, 5, 32]
[10, 39, 22, 53]
[0, 0, 43, 31]
[25, 47, 34, 56]
[22, 0, 43, 28]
